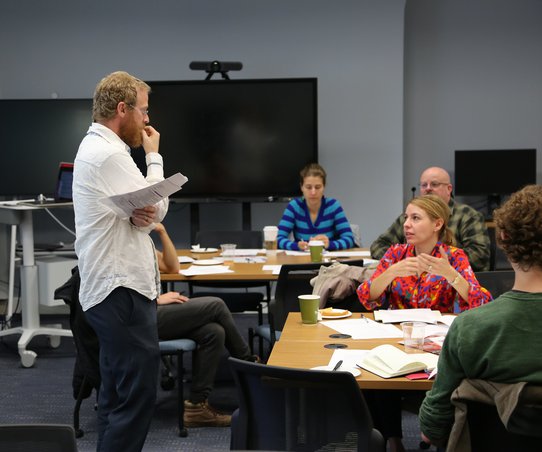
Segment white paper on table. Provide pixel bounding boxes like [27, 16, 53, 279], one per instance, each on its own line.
[232, 256, 267, 263]
[262, 265, 281, 275]
[374, 308, 442, 324]
[284, 250, 309, 256]
[438, 314, 456, 327]
[100, 172, 188, 218]
[179, 265, 234, 277]
[325, 250, 371, 258]
[320, 318, 403, 340]
[178, 256, 194, 264]
[230, 249, 264, 256]
[424, 324, 449, 337]
[328, 349, 371, 370]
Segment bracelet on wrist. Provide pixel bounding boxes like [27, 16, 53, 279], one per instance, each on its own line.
[449, 272, 461, 286]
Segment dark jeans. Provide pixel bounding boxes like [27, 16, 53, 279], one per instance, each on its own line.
[157, 296, 251, 403]
[85, 287, 160, 452]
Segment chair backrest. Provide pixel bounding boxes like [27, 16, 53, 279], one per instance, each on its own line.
[467, 400, 541, 451]
[228, 357, 383, 452]
[474, 270, 515, 300]
[195, 230, 263, 249]
[0, 424, 78, 452]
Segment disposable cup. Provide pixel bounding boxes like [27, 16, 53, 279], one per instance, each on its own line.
[220, 243, 237, 264]
[308, 240, 324, 262]
[298, 294, 320, 324]
[401, 321, 426, 353]
[263, 226, 278, 253]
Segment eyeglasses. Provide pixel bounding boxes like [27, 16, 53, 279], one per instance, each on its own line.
[419, 181, 449, 190]
[126, 103, 149, 116]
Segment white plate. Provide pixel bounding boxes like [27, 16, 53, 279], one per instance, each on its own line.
[191, 247, 218, 253]
[192, 258, 223, 266]
[310, 365, 361, 377]
[320, 309, 352, 319]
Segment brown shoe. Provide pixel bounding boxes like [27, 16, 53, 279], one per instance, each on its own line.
[183, 400, 231, 427]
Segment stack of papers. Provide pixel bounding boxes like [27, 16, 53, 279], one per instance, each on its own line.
[374, 308, 442, 324]
[320, 317, 403, 340]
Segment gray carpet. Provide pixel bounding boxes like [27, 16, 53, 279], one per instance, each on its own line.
[0, 313, 436, 451]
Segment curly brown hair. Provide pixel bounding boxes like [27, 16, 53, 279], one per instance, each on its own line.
[493, 185, 542, 270]
[92, 71, 150, 122]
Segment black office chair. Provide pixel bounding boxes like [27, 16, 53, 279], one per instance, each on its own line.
[0, 424, 78, 452]
[249, 259, 366, 358]
[248, 262, 330, 359]
[228, 357, 385, 451]
[189, 230, 271, 325]
[466, 396, 542, 451]
[54, 267, 196, 438]
[474, 270, 515, 300]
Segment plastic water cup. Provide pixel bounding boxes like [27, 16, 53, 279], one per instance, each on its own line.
[401, 321, 426, 353]
[220, 243, 237, 264]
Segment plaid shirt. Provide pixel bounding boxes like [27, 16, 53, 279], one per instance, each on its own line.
[370, 199, 490, 272]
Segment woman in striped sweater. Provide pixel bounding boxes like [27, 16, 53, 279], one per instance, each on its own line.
[277, 163, 356, 251]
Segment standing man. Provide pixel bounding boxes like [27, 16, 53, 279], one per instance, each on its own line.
[370, 166, 490, 272]
[73, 71, 168, 452]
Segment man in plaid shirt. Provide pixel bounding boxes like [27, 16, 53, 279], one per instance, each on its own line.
[370, 167, 490, 272]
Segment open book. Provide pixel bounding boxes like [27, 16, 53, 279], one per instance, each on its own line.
[358, 344, 439, 378]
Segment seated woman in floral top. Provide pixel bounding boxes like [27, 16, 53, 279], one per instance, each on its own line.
[356, 194, 491, 452]
[357, 195, 491, 313]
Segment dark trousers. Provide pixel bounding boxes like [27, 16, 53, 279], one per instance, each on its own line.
[85, 287, 160, 452]
[156, 296, 251, 403]
[364, 389, 403, 439]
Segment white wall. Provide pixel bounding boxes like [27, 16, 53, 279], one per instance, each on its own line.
[404, 0, 542, 206]
[0, 0, 405, 254]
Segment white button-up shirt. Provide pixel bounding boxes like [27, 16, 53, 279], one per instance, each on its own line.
[73, 123, 169, 311]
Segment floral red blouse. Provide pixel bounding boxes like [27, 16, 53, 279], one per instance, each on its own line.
[357, 243, 492, 313]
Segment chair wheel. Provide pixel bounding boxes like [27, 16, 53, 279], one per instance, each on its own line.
[178, 427, 188, 437]
[160, 375, 175, 391]
[75, 428, 84, 438]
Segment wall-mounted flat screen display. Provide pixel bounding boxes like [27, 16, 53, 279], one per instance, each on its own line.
[454, 149, 537, 196]
[0, 99, 92, 198]
[143, 78, 318, 199]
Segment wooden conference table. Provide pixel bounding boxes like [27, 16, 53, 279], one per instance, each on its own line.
[161, 250, 434, 391]
[160, 248, 369, 283]
[267, 312, 435, 391]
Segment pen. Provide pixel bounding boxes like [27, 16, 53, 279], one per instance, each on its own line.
[332, 360, 343, 371]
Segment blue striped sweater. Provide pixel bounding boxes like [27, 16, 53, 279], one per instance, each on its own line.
[277, 197, 355, 251]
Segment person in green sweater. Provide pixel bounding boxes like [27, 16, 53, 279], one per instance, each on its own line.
[419, 184, 542, 445]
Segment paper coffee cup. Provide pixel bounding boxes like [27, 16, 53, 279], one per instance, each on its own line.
[299, 294, 320, 324]
[308, 240, 324, 262]
[263, 226, 278, 251]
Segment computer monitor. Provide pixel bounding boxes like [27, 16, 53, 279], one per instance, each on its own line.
[454, 149, 537, 196]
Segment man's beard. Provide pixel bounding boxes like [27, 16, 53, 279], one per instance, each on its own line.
[119, 119, 143, 148]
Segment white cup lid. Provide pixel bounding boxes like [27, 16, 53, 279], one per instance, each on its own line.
[309, 240, 324, 246]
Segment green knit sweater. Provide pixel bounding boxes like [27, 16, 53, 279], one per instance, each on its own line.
[419, 290, 542, 442]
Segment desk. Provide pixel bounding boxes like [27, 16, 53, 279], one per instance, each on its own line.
[267, 312, 434, 390]
[160, 249, 369, 283]
[0, 203, 73, 367]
